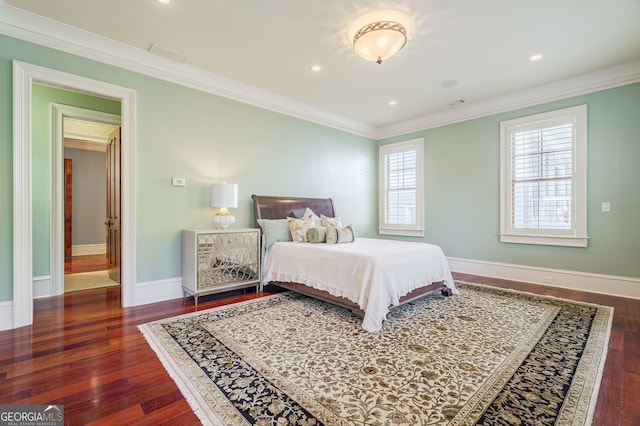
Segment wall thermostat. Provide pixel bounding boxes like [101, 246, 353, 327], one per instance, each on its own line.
[172, 177, 186, 187]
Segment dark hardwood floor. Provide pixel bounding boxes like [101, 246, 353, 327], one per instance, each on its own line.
[64, 254, 109, 275]
[0, 273, 638, 425]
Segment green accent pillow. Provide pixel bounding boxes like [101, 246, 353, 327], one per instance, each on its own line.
[257, 219, 292, 250]
[307, 226, 327, 243]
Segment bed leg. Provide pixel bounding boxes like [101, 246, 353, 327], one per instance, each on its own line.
[442, 288, 453, 297]
[351, 307, 366, 318]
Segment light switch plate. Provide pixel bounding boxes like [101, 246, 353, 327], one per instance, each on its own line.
[172, 177, 186, 187]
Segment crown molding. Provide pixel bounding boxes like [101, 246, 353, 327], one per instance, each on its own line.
[1, 4, 638, 141]
[64, 138, 107, 152]
[377, 60, 640, 139]
[0, 4, 377, 138]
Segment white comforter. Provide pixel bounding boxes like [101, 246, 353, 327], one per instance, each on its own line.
[262, 238, 457, 332]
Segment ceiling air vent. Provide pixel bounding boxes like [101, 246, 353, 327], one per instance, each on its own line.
[148, 44, 187, 63]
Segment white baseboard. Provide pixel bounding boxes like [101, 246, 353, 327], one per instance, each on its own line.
[33, 275, 53, 299]
[72, 244, 106, 256]
[35, 274, 183, 305]
[135, 277, 183, 306]
[0, 301, 13, 331]
[448, 257, 640, 300]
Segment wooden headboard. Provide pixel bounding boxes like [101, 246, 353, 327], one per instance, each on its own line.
[252, 195, 336, 226]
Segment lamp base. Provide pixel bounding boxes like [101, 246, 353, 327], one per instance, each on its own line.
[213, 213, 235, 230]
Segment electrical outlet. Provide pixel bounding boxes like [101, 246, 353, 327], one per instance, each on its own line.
[541, 276, 553, 284]
[601, 202, 611, 212]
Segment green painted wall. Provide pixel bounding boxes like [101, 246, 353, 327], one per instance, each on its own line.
[0, 34, 376, 301]
[379, 83, 640, 279]
[133, 76, 377, 281]
[31, 84, 121, 277]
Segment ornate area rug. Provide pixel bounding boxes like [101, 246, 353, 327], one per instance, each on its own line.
[139, 282, 613, 425]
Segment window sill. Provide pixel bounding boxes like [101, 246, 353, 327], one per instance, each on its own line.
[379, 228, 424, 237]
[499, 233, 589, 248]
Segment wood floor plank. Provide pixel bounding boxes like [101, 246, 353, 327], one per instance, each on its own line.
[593, 348, 623, 425]
[623, 331, 640, 375]
[65, 254, 109, 274]
[0, 273, 637, 425]
[83, 404, 145, 426]
[620, 372, 640, 424]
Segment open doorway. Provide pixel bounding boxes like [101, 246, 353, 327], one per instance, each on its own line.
[12, 61, 137, 329]
[61, 115, 121, 293]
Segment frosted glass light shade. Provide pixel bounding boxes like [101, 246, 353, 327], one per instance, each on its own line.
[353, 21, 407, 64]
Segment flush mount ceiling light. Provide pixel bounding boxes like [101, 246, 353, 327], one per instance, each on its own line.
[353, 21, 407, 64]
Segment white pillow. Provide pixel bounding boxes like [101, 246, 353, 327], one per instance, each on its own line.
[321, 214, 342, 228]
[325, 224, 354, 244]
[303, 207, 322, 227]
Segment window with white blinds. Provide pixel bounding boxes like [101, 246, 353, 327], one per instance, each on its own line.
[379, 138, 424, 236]
[500, 105, 588, 247]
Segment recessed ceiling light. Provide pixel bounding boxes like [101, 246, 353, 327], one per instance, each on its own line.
[157, 0, 171, 4]
[441, 80, 458, 88]
[309, 65, 321, 72]
[530, 53, 543, 62]
[388, 100, 397, 106]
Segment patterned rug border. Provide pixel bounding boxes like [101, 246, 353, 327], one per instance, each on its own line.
[139, 281, 614, 426]
[138, 294, 292, 425]
[453, 281, 614, 425]
[455, 280, 615, 313]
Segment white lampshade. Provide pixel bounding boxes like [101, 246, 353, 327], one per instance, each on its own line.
[210, 183, 238, 209]
[211, 183, 238, 229]
[353, 21, 407, 64]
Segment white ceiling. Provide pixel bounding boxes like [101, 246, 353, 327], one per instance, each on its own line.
[3, 0, 640, 138]
[64, 118, 117, 143]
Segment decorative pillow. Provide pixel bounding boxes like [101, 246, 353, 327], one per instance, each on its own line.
[307, 226, 327, 243]
[325, 224, 338, 244]
[326, 224, 354, 244]
[287, 217, 316, 243]
[337, 224, 355, 243]
[257, 219, 292, 250]
[321, 214, 342, 228]
[303, 207, 322, 227]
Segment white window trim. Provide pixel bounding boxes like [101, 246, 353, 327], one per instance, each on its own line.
[379, 138, 424, 237]
[499, 105, 588, 247]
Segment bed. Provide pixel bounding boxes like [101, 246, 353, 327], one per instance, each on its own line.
[252, 195, 457, 332]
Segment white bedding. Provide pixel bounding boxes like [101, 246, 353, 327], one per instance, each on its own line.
[262, 238, 457, 332]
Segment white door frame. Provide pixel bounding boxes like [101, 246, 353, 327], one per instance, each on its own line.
[51, 104, 122, 296]
[13, 60, 137, 328]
